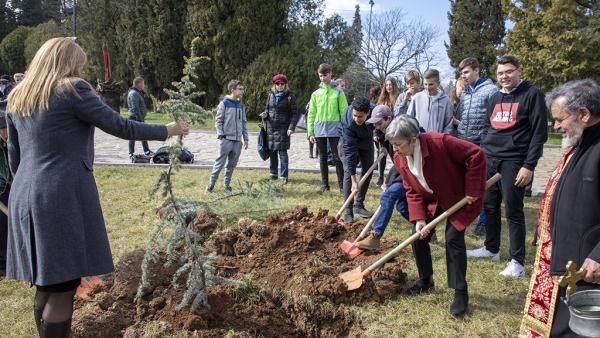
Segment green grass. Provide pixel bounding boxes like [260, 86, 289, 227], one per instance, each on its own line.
[547, 132, 563, 145]
[119, 108, 262, 132]
[0, 167, 541, 337]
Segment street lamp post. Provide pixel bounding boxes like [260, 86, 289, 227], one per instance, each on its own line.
[364, 0, 374, 96]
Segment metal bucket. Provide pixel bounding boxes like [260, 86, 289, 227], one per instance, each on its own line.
[564, 289, 600, 338]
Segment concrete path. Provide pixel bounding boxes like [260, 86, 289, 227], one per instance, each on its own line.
[94, 129, 564, 197]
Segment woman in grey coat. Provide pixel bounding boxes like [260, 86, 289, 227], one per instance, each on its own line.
[5, 37, 189, 337]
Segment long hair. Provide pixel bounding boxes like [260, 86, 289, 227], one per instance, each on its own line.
[7, 37, 87, 117]
[378, 76, 399, 109]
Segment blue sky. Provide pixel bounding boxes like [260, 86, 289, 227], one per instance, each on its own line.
[323, 0, 454, 83]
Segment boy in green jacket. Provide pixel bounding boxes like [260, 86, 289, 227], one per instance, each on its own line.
[307, 63, 348, 193]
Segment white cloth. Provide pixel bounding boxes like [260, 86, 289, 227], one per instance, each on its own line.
[406, 138, 433, 194]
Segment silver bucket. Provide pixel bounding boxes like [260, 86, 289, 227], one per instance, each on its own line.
[564, 289, 600, 338]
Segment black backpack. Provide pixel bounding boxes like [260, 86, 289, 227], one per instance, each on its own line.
[152, 146, 194, 164]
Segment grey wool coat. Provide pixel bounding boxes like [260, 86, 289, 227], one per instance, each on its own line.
[5, 80, 168, 286]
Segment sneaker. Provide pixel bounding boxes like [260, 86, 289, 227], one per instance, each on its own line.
[342, 212, 354, 223]
[450, 290, 469, 316]
[354, 206, 374, 218]
[319, 185, 330, 194]
[473, 222, 486, 236]
[499, 259, 525, 277]
[404, 279, 435, 296]
[356, 233, 381, 250]
[281, 177, 288, 184]
[224, 185, 233, 193]
[145, 150, 155, 156]
[466, 246, 500, 261]
[205, 185, 214, 194]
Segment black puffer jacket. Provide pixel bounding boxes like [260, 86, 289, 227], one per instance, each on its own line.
[264, 91, 299, 151]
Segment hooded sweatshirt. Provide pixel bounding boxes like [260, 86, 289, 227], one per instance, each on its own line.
[340, 106, 374, 175]
[480, 80, 548, 170]
[215, 95, 248, 142]
[457, 78, 498, 144]
[406, 90, 454, 133]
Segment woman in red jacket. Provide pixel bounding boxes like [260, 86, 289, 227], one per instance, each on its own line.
[385, 115, 487, 316]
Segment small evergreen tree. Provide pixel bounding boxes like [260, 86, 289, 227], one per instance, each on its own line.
[0, 26, 33, 73]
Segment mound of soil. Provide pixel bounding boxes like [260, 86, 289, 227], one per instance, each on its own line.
[72, 207, 409, 337]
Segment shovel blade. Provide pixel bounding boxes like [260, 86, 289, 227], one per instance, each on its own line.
[75, 276, 104, 299]
[338, 266, 364, 291]
[339, 240, 365, 259]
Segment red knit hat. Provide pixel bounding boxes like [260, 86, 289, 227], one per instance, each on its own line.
[271, 74, 288, 84]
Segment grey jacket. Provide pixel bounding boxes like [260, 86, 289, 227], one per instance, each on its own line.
[457, 78, 498, 144]
[6, 80, 168, 286]
[215, 96, 248, 142]
[127, 87, 147, 121]
[406, 90, 454, 133]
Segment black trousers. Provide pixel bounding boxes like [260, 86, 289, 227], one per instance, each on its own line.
[342, 146, 374, 213]
[316, 137, 343, 189]
[128, 116, 150, 154]
[412, 217, 468, 291]
[483, 158, 526, 264]
[551, 282, 599, 337]
[0, 186, 8, 265]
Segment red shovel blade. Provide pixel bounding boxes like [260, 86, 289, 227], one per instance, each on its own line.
[75, 276, 104, 299]
[339, 240, 365, 259]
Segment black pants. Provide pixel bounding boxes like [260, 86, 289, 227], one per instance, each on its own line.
[342, 146, 374, 213]
[316, 137, 343, 189]
[128, 116, 150, 154]
[483, 158, 526, 264]
[551, 282, 599, 337]
[412, 217, 467, 291]
[0, 185, 9, 266]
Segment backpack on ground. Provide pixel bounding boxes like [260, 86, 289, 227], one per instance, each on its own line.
[130, 153, 152, 163]
[152, 146, 194, 164]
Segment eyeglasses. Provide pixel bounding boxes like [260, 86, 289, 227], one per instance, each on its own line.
[496, 68, 519, 77]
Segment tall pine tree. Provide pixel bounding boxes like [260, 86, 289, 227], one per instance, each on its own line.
[16, 0, 44, 26]
[445, 0, 505, 78]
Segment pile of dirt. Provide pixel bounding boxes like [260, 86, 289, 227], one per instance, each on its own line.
[72, 207, 409, 337]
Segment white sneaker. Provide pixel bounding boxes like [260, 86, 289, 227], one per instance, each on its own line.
[466, 246, 500, 261]
[499, 259, 525, 277]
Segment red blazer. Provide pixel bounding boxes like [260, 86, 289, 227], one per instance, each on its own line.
[393, 132, 487, 231]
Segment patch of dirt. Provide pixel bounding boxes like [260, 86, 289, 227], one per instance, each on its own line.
[72, 207, 409, 337]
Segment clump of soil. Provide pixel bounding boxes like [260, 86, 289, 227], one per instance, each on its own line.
[72, 207, 409, 337]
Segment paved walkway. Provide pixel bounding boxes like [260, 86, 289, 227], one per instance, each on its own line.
[94, 129, 564, 197]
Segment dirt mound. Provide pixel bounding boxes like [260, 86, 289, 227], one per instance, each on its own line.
[72, 207, 409, 337]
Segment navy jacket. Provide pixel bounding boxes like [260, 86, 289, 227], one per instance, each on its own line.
[341, 106, 374, 175]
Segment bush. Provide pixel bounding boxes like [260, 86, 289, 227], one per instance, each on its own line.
[0, 26, 33, 74]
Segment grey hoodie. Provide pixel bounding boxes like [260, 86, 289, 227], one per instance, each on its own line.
[406, 90, 454, 133]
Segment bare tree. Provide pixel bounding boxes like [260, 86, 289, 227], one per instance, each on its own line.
[361, 8, 439, 84]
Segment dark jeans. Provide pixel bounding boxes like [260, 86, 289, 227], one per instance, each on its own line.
[342, 146, 374, 213]
[412, 217, 467, 291]
[372, 182, 409, 236]
[128, 116, 150, 154]
[483, 158, 526, 265]
[269, 150, 289, 178]
[0, 184, 9, 265]
[316, 137, 343, 189]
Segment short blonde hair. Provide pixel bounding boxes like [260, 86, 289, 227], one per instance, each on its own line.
[404, 70, 421, 84]
[8, 37, 87, 117]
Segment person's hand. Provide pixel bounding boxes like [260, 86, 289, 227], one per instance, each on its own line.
[287, 129, 293, 136]
[465, 195, 478, 205]
[416, 220, 428, 239]
[309, 136, 316, 144]
[381, 183, 388, 191]
[351, 179, 359, 193]
[453, 117, 460, 127]
[259, 111, 268, 119]
[243, 140, 249, 150]
[380, 147, 388, 156]
[373, 136, 379, 143]
[515, 167, 534, 187]
[582, 258, 600, 284]
[166, 121, 189, 138]
[405, 88, 414, 101]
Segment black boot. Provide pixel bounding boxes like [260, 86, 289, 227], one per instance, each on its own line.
[450, 289, 469, 316]
[404, 278, 435, 296]
[34, 308, 43, 335]
[40, 319, 71, 338]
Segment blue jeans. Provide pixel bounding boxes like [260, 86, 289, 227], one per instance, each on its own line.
[478, 210, 486, 224]
[372, 182, 409, 236]
[269, 150, 289, 178]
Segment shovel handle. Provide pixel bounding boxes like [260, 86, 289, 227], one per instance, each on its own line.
[0, 201, 7, 216]
[336, 152, 385, 219]
[362, 173, 502, 277]
[354, 205, 381, 242]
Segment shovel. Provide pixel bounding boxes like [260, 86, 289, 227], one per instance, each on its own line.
[339, 205, 381, 259]
[339, 173, 502, 291]
[335, 152, 386, 222]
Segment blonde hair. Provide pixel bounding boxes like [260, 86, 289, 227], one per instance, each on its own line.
[378, 76, 399, 109]
[7, 37, 87, 117]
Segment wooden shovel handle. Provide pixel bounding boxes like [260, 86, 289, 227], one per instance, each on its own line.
[362, 173, 502, 277]
[0, 201, 7, 216]
[336, 152, 386, 219]
[354, 205, 381, 242]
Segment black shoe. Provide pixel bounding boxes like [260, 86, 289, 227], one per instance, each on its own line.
[342, 212, 354, 223]
[205, 185, 214, 194]
[269, 175, 278, 180]
[281, 177, 289, 184]
[376, 176, 384, 187]
[40, 319, 71, 338]
[404, 279, 435, 296]
[450, 290, 469, 316]
[0, 261, 5, 277]
[473, 222, 486, 236]
[319, 185, 330, 194]
[224, 185, 233, 193]
[354, 206, 374, 218]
